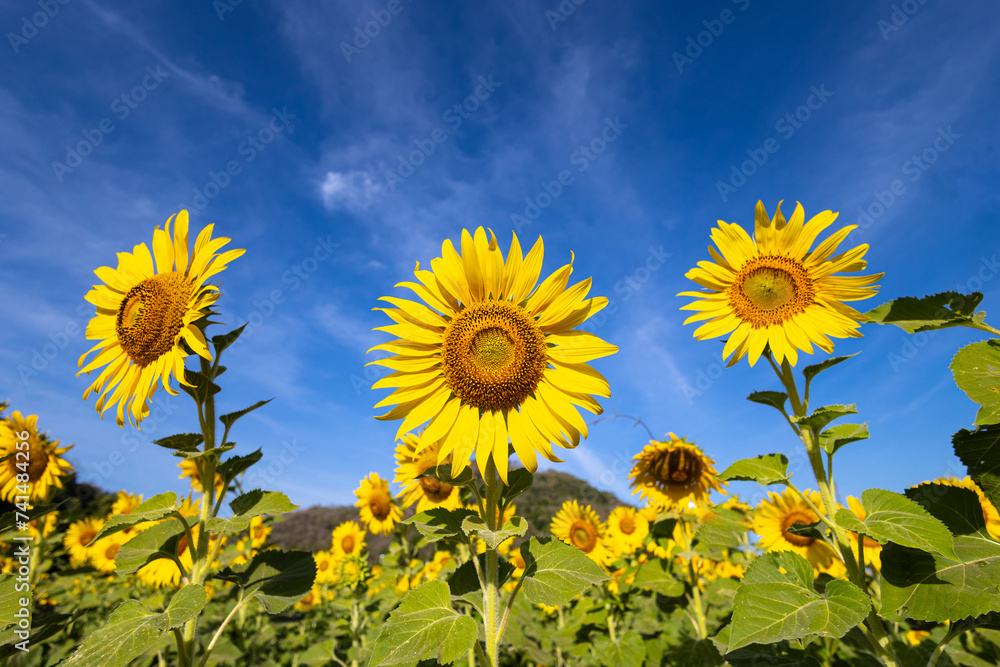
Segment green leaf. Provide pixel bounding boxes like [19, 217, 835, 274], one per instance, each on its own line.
[212, 324, 248, 355]
[0, 613, 71, 659]
[62, 586, 207, 667]
[631, 558, 685, 597]
[405, 508, 478, 543]
[115, 519, 187, 575]
[368, 580, 478, 666]
[719, 454, 790, 486]
[171, 443, 234, 461]
[460, 516, 527, 550]
[219, 399, 273, 430]
[418, 463, 474, 487]
[206, 490, 297, 535]
[866, 291, 985, 333]
[0, 502, 62, 535]
[518, 537, 609, 607]
[0, 576, 20, 630]
[802, 354, 858, 385]
[818, 423, 870, 455]
[214, 550, 316, 613]
[90, 492, 179, 543]
[951, 341, 1000, 425]
[180, 368, 221, 402]
[447, 555, 514, 614]
[905, 483, 992, 538]
[726, 551, 871, 651]
[834, 488, 955, 558]
[694, 508, 752, 557]
[953, 425, 1000, 511]
[152, 433, 203, 452]
[712, 626, 819, 667]
[591, 630, 646, 667]
[790, 404, 858, 433]
[217, 448, 263, 483]
[747, 391, 788, 412]
[500, 468, 534, 506]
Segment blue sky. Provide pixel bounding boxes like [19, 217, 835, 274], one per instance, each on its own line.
[1, 0, 999, 514]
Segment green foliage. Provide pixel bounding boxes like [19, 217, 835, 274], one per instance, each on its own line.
[818, 423, 870, 455]
[834, 488, 955, 557]
[368, 580, 478, 666]
[460, 516, 527, 549]
[802, 354, 858, 385]
[215, 549, 316, 613]
[152, 433, 203, 452]
[951, 340, 1000, 425]
[518, 537, 610, 606]
[866, 291, 986, 333]
[217, 448, 263, 485]
[90, 491, 178, 543]
[206, 489, 298, 535]
[719, 454, 790, 485]
[790, 404, 858, 432]
[405, 507, 477, 543]
[219, 398, 274, 430]
[499, 468, 534, 506]
[115, 518, 187, 575]
[631, 558, 685, 597]
[591, 629, 646, 667]
[63, 585, 206, 667]
[726, 551, 870, 651]
[953, 424, 1000, 510]
[211, 324, 248, 355]
[419, 463, 475, 487]
[747, 390, 788, 412]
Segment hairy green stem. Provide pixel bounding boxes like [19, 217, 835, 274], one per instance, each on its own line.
[483, 458, 500, 667]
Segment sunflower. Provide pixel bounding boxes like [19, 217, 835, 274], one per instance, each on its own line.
[508, 547, 527, 579]
[844, 496, 883, 571]
[355, 473, 403, 535]
[605, 506, 649, 557]
[679, 201, 883, 367]
[314, 550, 339, 585]
[111, 490, 143, 516]
[551, 500, 613, 567]
[0, 411, 74, 503]
[295, 585, 323, 612]
[915, 476, 1000, 541]
[331, 521, 366, 559]
[370, 228, 617, 483]
[754, 488, 844, 575]
[178, 458, 225, 495]
[629, 434, 725, 511]
[90, 532, 127, 574]
[64, 517, 105, 567]
[394, 433, 463, 511]
[27, 511, 60, 541]
[136, 514, 213, 588]
[77, 210, 245, 427]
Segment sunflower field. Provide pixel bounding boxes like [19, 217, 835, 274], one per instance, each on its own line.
[3, 203, 1000, 667]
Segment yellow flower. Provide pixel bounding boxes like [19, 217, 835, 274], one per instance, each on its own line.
[904, 630, 931, 646]
[111, 490, 143, 517]
[295, 585, 323, 612]
[916, 476, 1000, 541]
[508, 547, 527, 579]
[0, 411, 74, 503]
[314, 550, 339, 585]
[680, 201, 883, 367]
[355, 473, 402, 535]
[629, 435, 725, 511]
[178, 458, 225, 495]
[754, 488, 843, 575]
[90, 532, 127, 574]
[844, 496, 882, 571]
[27, 511, 59, 541]
[64, 517, 104, 567]
[606, 506, 649, 556]
[550, 500, 613, 567]
[370, 228, 617, 483]
[330, 520, 366, 559]
[77, 210, 245, 426]
[137, 519, 218, 588]
[394, 433, 463, 511]
[715, 559, 746, 579]
[338, 555, 369, 588]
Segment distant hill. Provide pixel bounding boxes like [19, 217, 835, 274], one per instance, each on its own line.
[269, 470, 629, 553]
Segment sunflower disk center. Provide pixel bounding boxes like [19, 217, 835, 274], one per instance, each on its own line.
[26, 440, 49, 481]
[419, 476, 454, 503]
[654, 449, 703, 490]
[570, 521, 597, 551]
[729, 256, 815, 327]
[441, 300, 547, 411]
[370, 498, 391, 521]
[115, 272, 194, 368]
[341, 536, 355, 553]
[744, 270, 796, 311]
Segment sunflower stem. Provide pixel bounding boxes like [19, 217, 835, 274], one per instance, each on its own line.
[483, 458, 501, 667]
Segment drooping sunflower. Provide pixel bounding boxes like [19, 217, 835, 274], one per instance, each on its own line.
[629, 434, 725, 511]
[331, 521, 366, 559]
[354, 473, 403, 535]
[550, 500, 613, 567]
[0, 411, 74, 503]
[680, 201, 883, 367]
[754, 488, 844, 576]
[77, 210, 245, 427]
[844, 495, 883, 571]
[606, 506, 649, 556]
[394, 433, 463, 511]
[64, 517, 105, 567]
[370, 228, 617, 483]
[916, 476, 1000, 541]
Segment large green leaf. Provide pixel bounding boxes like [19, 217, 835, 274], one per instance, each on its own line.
[405, 508, 477, 543]
[726, 551, 870, 651]
[91, 492, 179, 543]
[115, 519, 187, 575]
[447, 555, 513, 614]
[694, 507, 752, 557]
[591, 630, 645, 667]
[460, 516, 527, 550]
[719, 454, 789, 486]
[818, 423, 869, 455]
[951, 341, 1000, 425]
[834, 488, 955, 558]
[905, 484, 991, 538]
[953, 425, 1000, 511]
[518, 538, 609, 607]
[790, 405, 858, 433]
[63, 585, 206, 667]
[866, 292, 985, 333]
[205, 490, 297, 535]
[214, 549, 316, 613]
[368, 580, 477, 666]
[630, 558, 684, 597]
